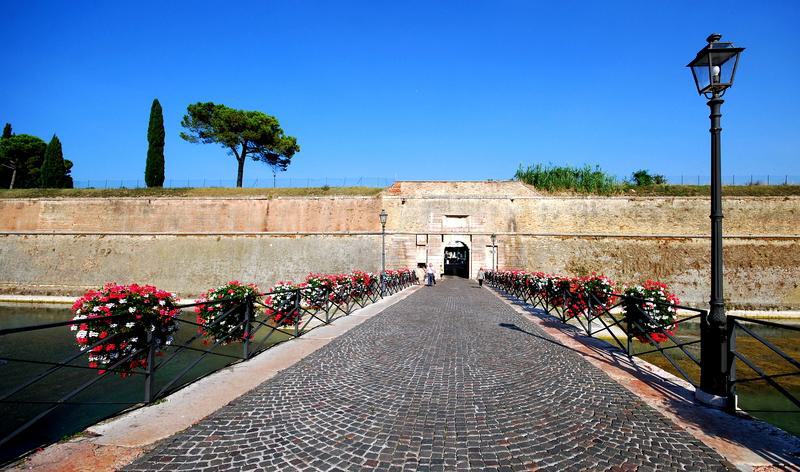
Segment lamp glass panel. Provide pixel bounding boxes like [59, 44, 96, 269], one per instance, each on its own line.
[719, 57, 739, 85]
[692, 63, 712, 92]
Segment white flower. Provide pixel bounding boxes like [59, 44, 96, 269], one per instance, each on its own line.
[75, 309, 81, 314]
[119, 298, 127, 304]
[159, 300, 166, 306]
[70, 325, 78, 331]
[109, 323, 118, 328]
[77, 330, 87, 338]
[89, 330, 99, 338]
[129, 337, 138, 342]
[105, 303, 115, 308]
[93, 307, 101, 312]
[125, 322, 135, 328]
[128, 307, 136, 313]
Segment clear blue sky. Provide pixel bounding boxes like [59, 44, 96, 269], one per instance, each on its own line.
[2, 0, 798, 183]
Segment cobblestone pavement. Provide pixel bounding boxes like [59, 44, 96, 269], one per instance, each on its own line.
[125, 278, 732, 471]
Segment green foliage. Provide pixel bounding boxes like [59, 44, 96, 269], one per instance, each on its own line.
[631, 169, 666, 186]
[0, 134, 47, 189]
[180, 102, 299, 187]
[145, 99, 166, 187]
[40, 135, 68, 188]
[514, 163, 619, 194]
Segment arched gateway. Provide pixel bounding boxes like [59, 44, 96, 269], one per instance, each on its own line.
[443, 241, 469, 278]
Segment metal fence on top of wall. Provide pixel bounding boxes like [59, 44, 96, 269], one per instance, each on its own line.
[71, 177, 396, 189]
[70, 175, 800, 189]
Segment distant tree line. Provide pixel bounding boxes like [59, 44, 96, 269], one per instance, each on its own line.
[1, 99, 299, 190]
[0, 124, 73, 189]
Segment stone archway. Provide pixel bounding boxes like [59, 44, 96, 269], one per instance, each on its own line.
[443, 241, 469, 278]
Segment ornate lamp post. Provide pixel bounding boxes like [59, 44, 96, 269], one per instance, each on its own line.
[490, 233, 497, 271]
[379, 209, 388, 296]
[687, 33, 744, 400]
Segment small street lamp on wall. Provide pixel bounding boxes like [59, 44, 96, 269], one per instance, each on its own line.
[490, 233, 497, 271]
[380, 209, 388, 296]
[687, 33, 744, 403]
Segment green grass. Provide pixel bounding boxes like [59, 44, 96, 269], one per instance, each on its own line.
[515, 163, 800, 196]
[2, 183, 798, 199]
[626, 184, 800, 197]
[515, 163, 619, 194]
[0, 186, 383, 198]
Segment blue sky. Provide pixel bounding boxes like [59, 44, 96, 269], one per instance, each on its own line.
[1, 1, 798, 184]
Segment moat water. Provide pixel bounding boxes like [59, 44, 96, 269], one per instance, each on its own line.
[0, 304, 291, 465]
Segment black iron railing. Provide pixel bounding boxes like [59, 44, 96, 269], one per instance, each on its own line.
[727, 316, 800, 414]
[0, 272, 416, 463]
[487, 271, 800, 422]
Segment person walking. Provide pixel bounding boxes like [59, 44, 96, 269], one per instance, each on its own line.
[426, 264, 434, 287]
[477, 267, 485, 287]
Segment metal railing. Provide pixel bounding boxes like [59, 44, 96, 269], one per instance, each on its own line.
[0, 271, 417, 464]
[727, 316, 800, 414]
[71, 177, 396, 189]
[487, 271, 800, 421]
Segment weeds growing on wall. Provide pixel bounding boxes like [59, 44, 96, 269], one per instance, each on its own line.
[514, 163, 620, 194]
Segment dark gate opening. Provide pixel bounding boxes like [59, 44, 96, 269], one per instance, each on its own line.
[444, 242, 469, 278]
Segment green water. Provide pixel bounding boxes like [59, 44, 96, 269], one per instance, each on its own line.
[589, 318, 800, 436]
[0, 304, 291, 465]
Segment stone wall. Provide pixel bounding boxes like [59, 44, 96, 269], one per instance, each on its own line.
[1, 181, 798, 308]
[0, 233, 381, 296]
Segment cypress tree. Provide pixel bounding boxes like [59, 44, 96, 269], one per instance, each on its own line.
[41, 135, 65, 188]
[145, 99, 165, 187]
[2, 123, 11, 139]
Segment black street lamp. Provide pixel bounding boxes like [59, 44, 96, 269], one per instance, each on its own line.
[687, 33, 744, 401]
[490, 233, 497, 271]
[379, 209, 388, 296]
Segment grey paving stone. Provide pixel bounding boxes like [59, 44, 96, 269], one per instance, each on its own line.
[125, 279, 733, 471]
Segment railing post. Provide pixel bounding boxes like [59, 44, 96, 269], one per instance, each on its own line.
[144, 330, 157, 403]
[586, 294, 593, 336]
[726, 316, 737, 413]
[293, 290, 301, 337]
[243, 297, 253, 360]
[624, 309, 632, 357]
[324, 287, 331, 324]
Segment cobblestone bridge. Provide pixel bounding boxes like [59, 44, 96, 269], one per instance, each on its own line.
[126, 278, 732, 471]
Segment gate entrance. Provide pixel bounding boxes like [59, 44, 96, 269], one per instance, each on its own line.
[443, 242, 469, 278]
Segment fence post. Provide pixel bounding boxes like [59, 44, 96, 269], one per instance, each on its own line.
[586, 295, 593, 336]
[324, 287, 331, 324]
[624, 309, 632, 356]
[293, 290, 301, 337]
[144, 331, 157, 403]
[726, 317, 737, 413]
[243, 297, 252, 360]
